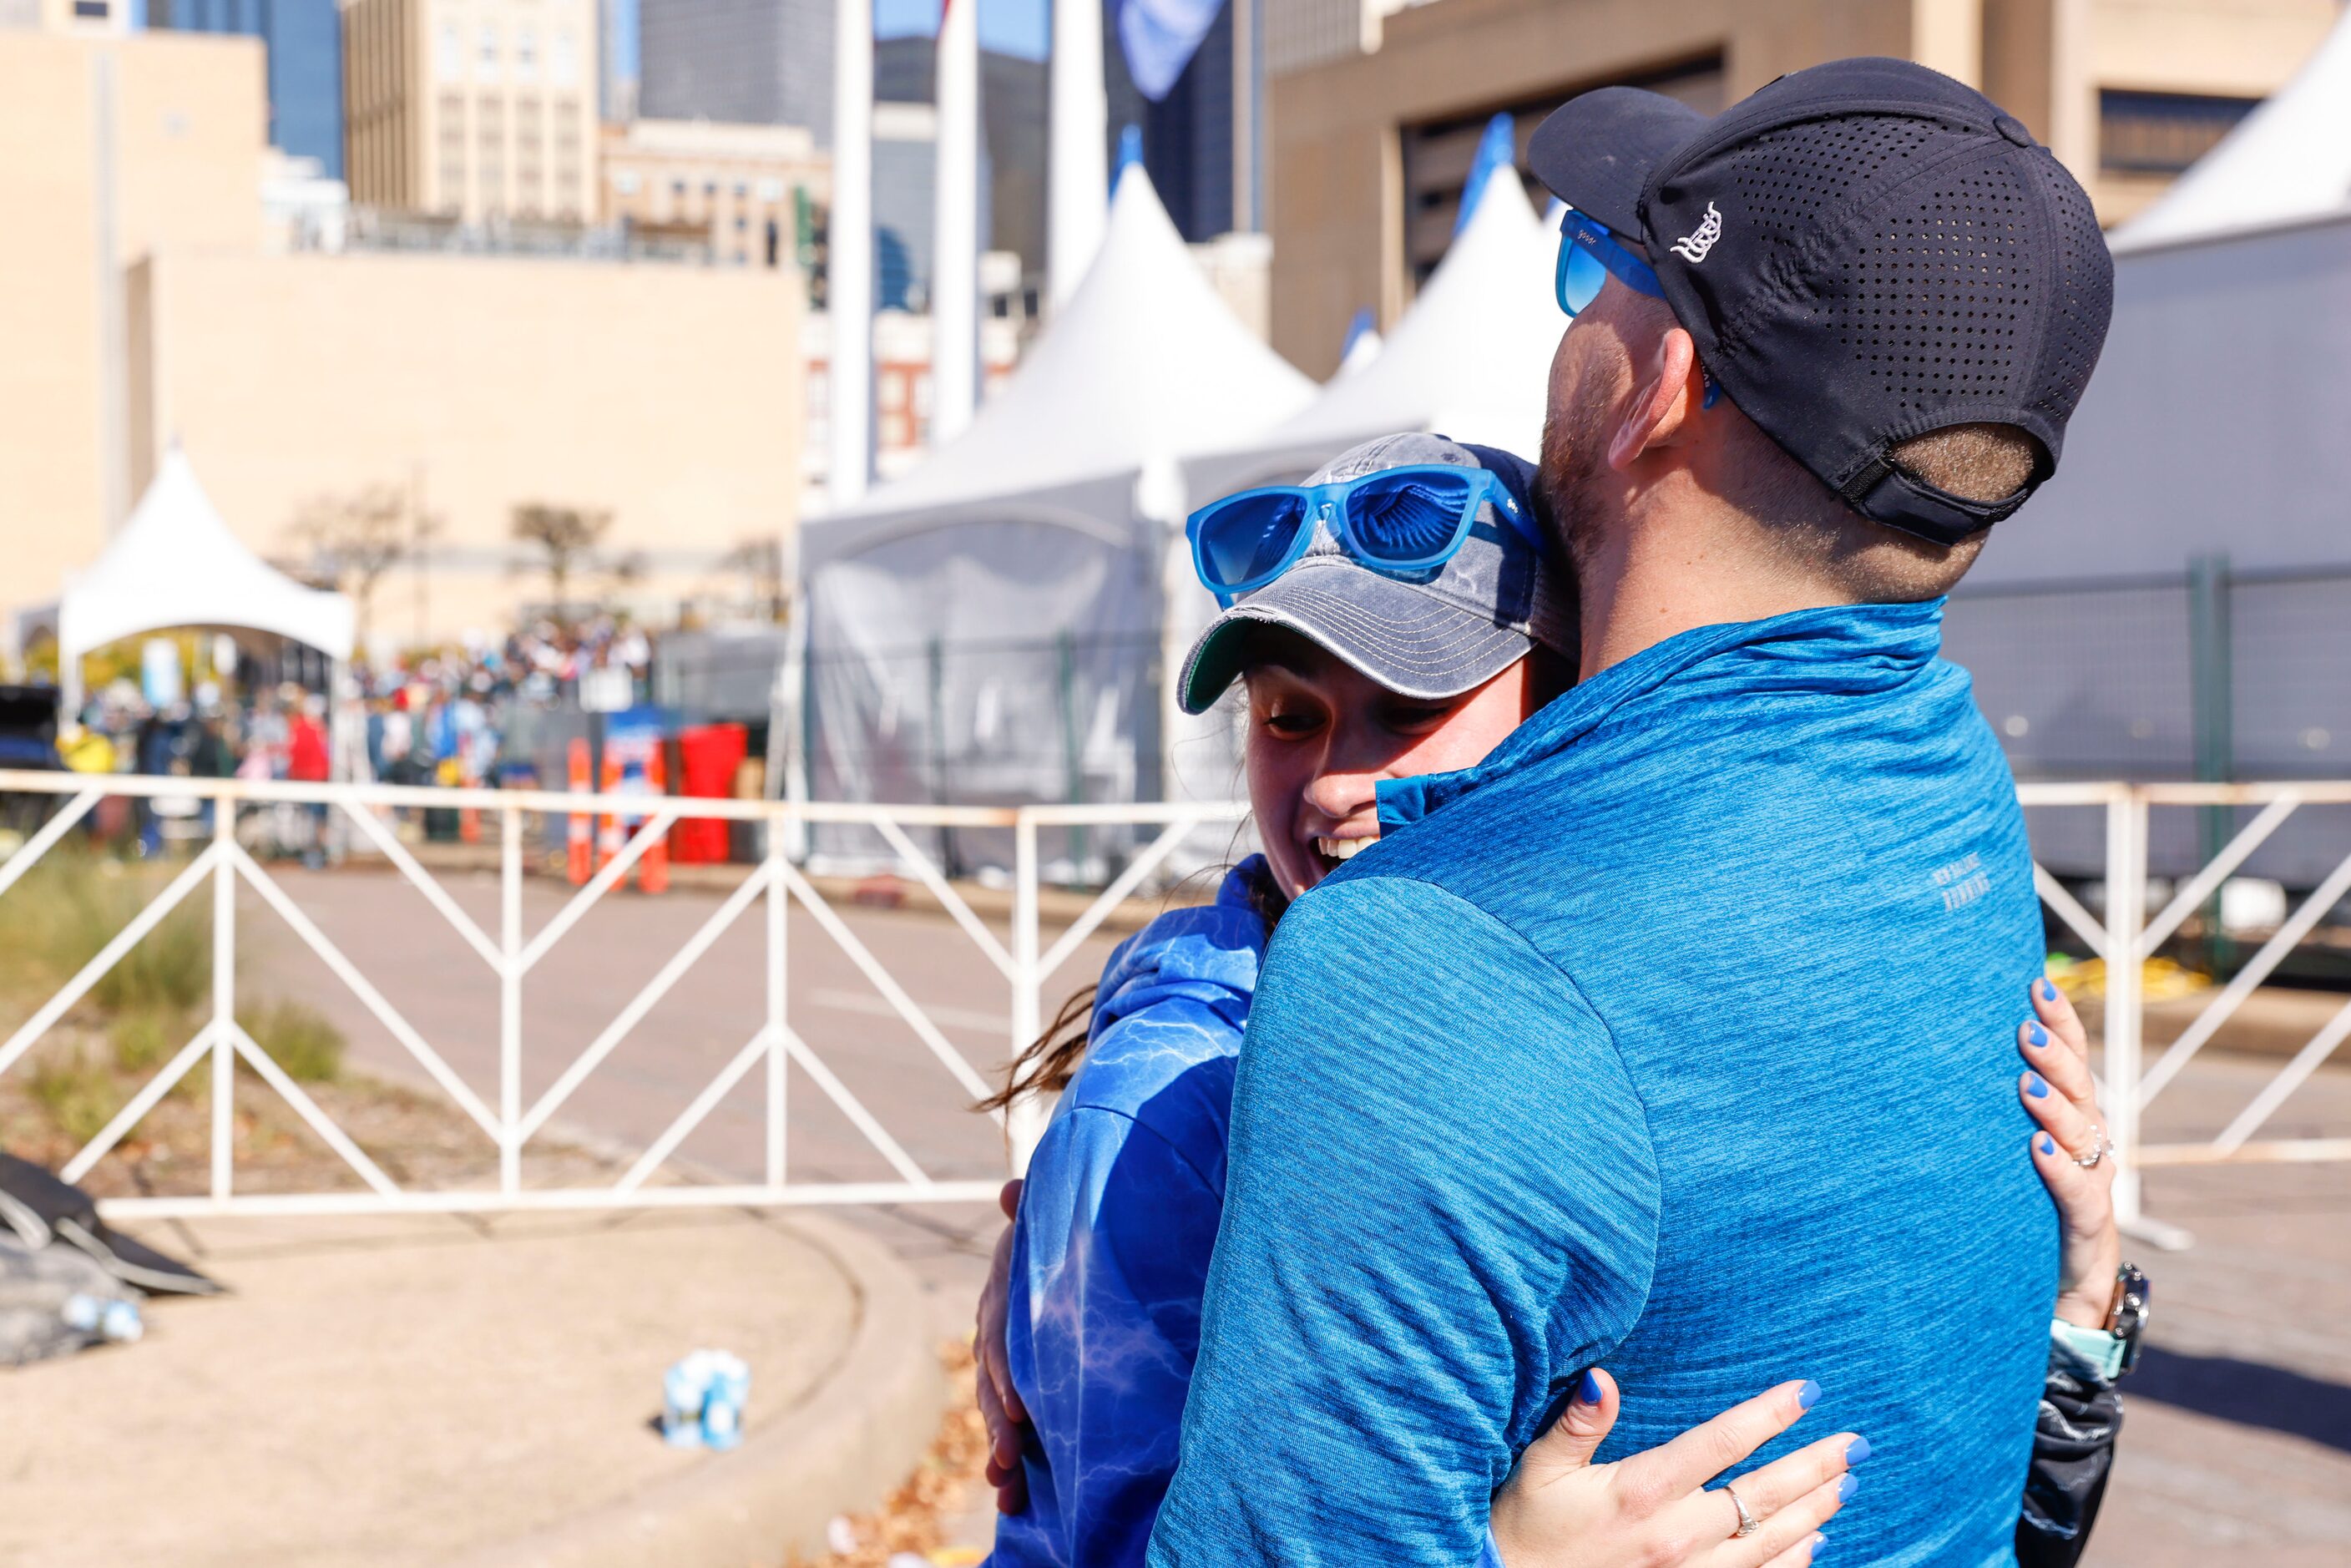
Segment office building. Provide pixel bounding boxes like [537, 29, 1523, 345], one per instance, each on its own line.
[149, 0, 345, 178]
[342, 0, 600, 223]
[600, 116, 828, 270]
[0, 0, 128, 32]
[1265, 0, 2343, 375]
[637, 0, 831, 141]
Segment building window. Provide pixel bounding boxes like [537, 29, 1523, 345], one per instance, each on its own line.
[73, 0, 109, 17]
[614, 169, 641, 196]
[552, 29, 579, 87]
[515, 28, 539, 85]
[756, 177, 786, 203]
[437, 22, 463, 83]
[477, 23, 501, 82]
[2101, 89, 2259, 175]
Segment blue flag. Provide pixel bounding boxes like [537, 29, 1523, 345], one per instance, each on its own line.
[1115, 0, 1226, 101]
[1454, 112, 1518, 235]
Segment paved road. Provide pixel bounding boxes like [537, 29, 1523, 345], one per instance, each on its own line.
[239, 867, 2351, 1565]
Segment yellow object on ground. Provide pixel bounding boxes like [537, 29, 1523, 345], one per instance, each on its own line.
[2045, 953, 2212, 1004]
[58, 727, 114, 773]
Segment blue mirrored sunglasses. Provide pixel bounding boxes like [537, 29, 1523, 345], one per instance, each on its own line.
[1187, 464, 1540, 606]
[1555, 210, 1722, 408]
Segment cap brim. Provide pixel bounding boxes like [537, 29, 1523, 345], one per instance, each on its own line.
[1527, 87, 1709, 239]
[1179, 561, 1532, 715]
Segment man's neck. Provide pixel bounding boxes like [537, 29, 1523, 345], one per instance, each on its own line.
[1575, 499, 1858, 681]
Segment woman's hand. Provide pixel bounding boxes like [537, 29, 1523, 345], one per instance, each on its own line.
[1489, 1371, 1858, 1568]
[975, 1176, 1032, 1513]
[2017, 978, 2123, 1329]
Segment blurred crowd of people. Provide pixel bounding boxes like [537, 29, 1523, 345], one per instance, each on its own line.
[43, 618, 656, 858]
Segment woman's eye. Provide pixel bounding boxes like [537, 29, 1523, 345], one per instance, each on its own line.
[1385, 706, 1454, 731]
[1262, 711, 1320, 736]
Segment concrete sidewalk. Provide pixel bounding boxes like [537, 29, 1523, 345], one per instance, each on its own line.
[0, 1206, 943, 1568]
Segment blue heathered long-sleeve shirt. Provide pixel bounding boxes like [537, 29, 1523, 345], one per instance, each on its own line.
[1148, 600, 2053, 1568]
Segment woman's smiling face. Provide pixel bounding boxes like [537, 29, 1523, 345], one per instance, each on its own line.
[1242, 630, 1545, 902]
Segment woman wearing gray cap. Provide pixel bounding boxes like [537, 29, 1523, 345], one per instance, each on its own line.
[968, 435, 2122, 1568]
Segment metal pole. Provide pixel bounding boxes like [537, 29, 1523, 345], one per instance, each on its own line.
[828, 0, 876, 508]
[926, 635, 959, 878]
[1007, 812, 1046, 1171]
[210, 804, 235, 1201]
[1048, 0, 1109, 306]
[1058, 630, 1087, 882]
[931, 0, 981, 442]
[2105, 790, 2148, 1232]
[765, 827, 788, 1190]
[501, 804, 523, 1193]
[2188, 553, 2234, 973]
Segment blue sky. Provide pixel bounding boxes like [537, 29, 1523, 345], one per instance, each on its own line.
[878, 0, 1052, 60]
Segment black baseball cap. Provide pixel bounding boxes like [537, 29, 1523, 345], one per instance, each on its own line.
[1528, 58, 2115, 546]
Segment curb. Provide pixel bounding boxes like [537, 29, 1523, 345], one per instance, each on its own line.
[448, 1210, 947, 1568]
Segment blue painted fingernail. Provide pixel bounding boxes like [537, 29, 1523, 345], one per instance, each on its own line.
[2040, 979, 2058, 1000]
[2026, 1073, 2050, 1098]
[2040, 1136, 2057, 1156]
[1807, 1535, 1826, 1563]
[1838, 1474, 1860, 1502]
[2025, 1022, 2048, 1048]
[1845, 1435, 1872, 1465]
[1797, 1378, 1822, 1409]
[1577, 1368, 1603, 1404]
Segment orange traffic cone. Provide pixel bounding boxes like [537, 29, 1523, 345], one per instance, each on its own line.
[597, 756, 624, 874]
[566, 738, 592, 885]
[640, 746, 670, 895]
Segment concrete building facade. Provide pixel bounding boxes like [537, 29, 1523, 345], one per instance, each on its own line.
[1266, 0, 2345, 376]
[128, 250, 802, 644]
[343, 0, 600, 223]
[600, 117, 829, 270]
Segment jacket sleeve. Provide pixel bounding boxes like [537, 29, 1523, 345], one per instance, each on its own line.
[2015, 1345, 2123, 1568]
[1145, 877, 1661, 1568]
[1011, 1103, 1226, 1568]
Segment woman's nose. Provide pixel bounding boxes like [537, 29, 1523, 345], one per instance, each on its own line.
[1300, 765, 1378, 824]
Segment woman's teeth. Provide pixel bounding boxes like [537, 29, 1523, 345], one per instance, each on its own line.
[1315, 836, 1374, 862]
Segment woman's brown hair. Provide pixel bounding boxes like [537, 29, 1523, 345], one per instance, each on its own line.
[973, 861, 1287, 1116]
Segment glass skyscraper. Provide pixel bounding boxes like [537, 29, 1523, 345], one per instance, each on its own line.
[151, 0, 344, 180]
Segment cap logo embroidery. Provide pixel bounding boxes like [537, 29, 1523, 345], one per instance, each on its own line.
[1670, 201, 1723, 263]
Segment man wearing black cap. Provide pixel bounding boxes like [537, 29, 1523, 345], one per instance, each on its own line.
[1149, 58, 2115, 1568]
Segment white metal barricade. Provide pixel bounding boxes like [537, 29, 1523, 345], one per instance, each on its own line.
[0, 770, 1245, 1220]
[0, 771, 2343, 1236]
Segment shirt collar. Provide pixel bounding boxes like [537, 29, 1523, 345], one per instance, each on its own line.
[1377, 599, 1949, 831]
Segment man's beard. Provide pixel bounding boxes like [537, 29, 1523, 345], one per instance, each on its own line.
[1536, 368, 1615, 584]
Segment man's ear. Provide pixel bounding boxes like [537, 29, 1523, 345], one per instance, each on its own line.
[1605, 326, 1706, 473]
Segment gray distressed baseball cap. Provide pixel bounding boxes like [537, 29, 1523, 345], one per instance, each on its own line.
[1178, 432, 1575, 716]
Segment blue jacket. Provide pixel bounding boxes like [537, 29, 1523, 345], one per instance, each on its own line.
[1149, 602, 2053, 1568]
[986, 861, 1270, 1568]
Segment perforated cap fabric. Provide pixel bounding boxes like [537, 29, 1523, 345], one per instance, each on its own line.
[1528, 58, 2115, 546]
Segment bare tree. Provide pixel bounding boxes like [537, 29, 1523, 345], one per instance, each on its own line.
[509, 503, 615, 626]
[288, 483, 442, 650]
[720, 534, 790, 621]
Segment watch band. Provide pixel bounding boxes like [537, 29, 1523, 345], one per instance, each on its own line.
[2050, 1316, 2127, 1383]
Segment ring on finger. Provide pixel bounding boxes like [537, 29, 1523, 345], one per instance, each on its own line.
[1723, 1482, 1759, 1539]
[2074, 1125, 2108, 1169]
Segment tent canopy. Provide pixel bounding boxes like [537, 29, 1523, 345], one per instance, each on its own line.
[1189, 166, 1558, 497]
[822, 164, 1315, 525]
[59, 449, 356, 670]
[2111, 11, 2351, 253]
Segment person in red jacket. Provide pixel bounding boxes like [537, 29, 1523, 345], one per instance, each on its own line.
[286, 695, 331, 865]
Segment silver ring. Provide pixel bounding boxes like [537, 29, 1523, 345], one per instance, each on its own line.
[1725, 1482, 1759, 1539]
[2075, 1125, 2108, 1169]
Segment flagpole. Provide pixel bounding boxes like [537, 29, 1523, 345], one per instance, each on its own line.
[932, 0, 980, 443]
[829, 0, 875, 508]
[1049, 0, 1108, 307]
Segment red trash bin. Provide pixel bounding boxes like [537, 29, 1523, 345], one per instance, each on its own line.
[674, 723, 748, 863]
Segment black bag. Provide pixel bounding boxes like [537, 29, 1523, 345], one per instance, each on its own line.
[0, 1153, 221, 1296]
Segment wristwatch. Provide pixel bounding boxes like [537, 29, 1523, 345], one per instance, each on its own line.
[2050, 1263, 2150, 1383]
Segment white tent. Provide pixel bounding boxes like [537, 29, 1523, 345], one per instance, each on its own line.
[1189, 169, 1559, 499]
[2111, 10, 2351, 253]
[58, 449, 355, 711]
[797, 165, 1314, 870]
